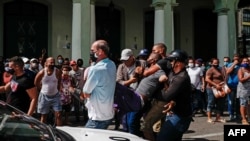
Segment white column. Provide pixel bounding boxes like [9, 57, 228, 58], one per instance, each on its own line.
[216, 9, 229, 65]
[71, 0, 82, 60]
[227, 0, 238, 56]
[81, 0, 91, 66]
[90, 0, 96, 43]
[165, 0, 178, 52]
[152, 2, 165, 44]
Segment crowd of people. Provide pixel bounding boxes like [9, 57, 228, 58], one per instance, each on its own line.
[0, 39, 250, 141]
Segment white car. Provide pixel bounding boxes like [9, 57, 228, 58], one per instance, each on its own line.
[0, 100, 147, 141]
[58, 126, 147, 141]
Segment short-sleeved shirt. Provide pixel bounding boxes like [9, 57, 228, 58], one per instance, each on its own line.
[161, 70, 193, 117]
[153, 58, 172, 100]
[226, 63, 240, 88]
[156, 58, 172, 75]
[7, 72, 35, 113]
[69, 67, 85, 89]
[135, 69, 165, 98]
[187, 67, 203, 90]
[205, 67, 224, 88]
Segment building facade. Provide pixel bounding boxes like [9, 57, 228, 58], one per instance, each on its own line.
[0, 0, 249, 66]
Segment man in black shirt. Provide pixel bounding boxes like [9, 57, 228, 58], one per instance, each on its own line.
[157, 50, 193, 141]
[0, 56, 38, 116]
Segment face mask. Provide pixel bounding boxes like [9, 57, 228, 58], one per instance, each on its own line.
[90, 52, 97, 62]
[24, 64, 30, 69]
[188, 63, 194, 68]
[57, 59, 63, 64]
[241, 63, 249, 68]
[212, 65, 219, 68]
[48, 65, 55, 69]
[31, 63, 38, 68]
[224, 62, 229, 66]
[6, 68, 15, 75]
[94, 52, 98, 59]
[5, 67, 10, 72]
[77, 61, 83, 67]
[62, 70, 69, 75]
[195, 64, 199, 67]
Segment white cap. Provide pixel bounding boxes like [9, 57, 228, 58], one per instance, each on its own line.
[21, 57, 29, 63]
[30, 58, 38, 62]
[120, 49, 133, 61]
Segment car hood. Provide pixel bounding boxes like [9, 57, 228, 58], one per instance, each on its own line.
[57, 126, 147, 141]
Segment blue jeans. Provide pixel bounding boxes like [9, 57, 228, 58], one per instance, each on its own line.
[157, 114, 192, 141]
[126, 110, 144, 137]
[85, 118, 112, 129]
[206, 88, 225, 114]
[227, 87, 240, 117]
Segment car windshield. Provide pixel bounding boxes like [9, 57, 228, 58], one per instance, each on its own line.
[0, 100, 54, 141]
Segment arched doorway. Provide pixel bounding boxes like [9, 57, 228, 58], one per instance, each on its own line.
[4, 1, 48, 58]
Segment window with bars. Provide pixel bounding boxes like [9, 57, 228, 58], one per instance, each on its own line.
[243, 9, 250, 35]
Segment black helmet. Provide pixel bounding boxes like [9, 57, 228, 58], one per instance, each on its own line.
[167, 49, 188, 62]
[138, 48, 149, 56]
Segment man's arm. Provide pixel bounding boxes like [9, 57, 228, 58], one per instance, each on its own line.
[26, 87, 38, 116]
[0, 82, 11, 93]
[161, 75, 185, 101]
[34, 69, 44, 90]
[226, 60, 238, 75]
[56, 69, 62, 91]
[143, 64, 160, 77]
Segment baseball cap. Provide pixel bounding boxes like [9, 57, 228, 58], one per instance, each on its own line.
[30, 58, 38, 63]
[196, 58, 203, 63]
[120, 49, 133, 61]
[21, 57, 29, 63]
[70, 60, 77, 66]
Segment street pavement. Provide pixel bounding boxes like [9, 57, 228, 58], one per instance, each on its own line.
[66, 111, 247, 141]
[182, 112, 238, 141]
[108, 112, 244, 141]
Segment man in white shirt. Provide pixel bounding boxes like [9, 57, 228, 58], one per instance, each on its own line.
[187, 58, 205, 116]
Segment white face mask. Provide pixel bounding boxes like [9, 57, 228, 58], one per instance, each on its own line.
[94, 53, 98, 59]
[24, 64, 30, 69]
[188, 63, 194, 68]
[31, 63, 38, 68]
[201, 66, 205, 70]
[195, 64, 199, 67]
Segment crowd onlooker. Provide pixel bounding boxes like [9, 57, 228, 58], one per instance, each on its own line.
[205, 58, 226, 123]
[2, 40, 250, 140]
[69, 60, 87, 123]
[237, 57, 250, 125]
[0, 56, 38, 116]
[60, 65, 73, 125]
[225, 54, 241, 121]
[186, 58, 205, 116]
[34, 57, 62, 126]
[81, 40, 117, 129]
